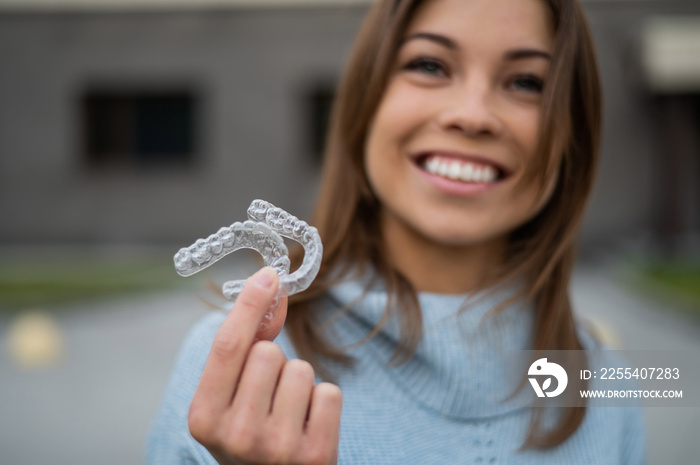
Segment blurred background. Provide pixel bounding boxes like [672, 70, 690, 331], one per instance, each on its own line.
[0, 0, 698, 464]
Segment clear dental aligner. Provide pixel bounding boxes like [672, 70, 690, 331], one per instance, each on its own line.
[173, 199, 323, 303]
[246, 199, 323, 297]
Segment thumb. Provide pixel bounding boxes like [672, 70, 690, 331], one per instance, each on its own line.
[235, 267, 287, 342]
[255, 292, 287, 342]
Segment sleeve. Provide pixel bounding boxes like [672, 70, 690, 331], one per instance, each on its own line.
[620, 402, 648, 465]
[146, 312, 226, 465]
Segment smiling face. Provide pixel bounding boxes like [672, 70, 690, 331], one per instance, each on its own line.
[364, 0, 557, 265]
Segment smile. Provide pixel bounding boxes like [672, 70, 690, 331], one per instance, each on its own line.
[417, 155, 506, 184]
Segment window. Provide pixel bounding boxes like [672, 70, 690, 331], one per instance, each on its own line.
[306, 84, 335, 164]
[650, 93, 700, 252]
[82, 89, 197, 168]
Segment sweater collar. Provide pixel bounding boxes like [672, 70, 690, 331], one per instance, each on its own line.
[325, 273, 534, 419]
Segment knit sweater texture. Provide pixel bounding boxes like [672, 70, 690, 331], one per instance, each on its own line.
[147, 275, 647, 464]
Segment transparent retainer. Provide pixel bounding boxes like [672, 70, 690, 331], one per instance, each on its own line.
[173, 200, 323, 331]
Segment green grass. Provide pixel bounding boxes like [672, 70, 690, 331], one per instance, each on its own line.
[625, 258, 700, 315]
[0, 256, 184, 312]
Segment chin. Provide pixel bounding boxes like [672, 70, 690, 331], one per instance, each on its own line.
[416, 221, 505, 248]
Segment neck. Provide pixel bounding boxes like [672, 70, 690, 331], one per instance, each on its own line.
[380, 213, 506, 295]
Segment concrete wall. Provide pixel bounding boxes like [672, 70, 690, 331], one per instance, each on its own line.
[0, 6, 366, 245]
[0, 1, 698, 247]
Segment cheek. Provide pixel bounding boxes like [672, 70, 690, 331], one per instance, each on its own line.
[509, 162, 560, 230]
[368, 82, 428, 149]
[503, 107, 550, 206]
[526, 173, 558, 225]
[508, 108, 541, 161]
[365, 84, 420, 179]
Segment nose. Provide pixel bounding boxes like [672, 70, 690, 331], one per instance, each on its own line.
[434, 77, 503, 138]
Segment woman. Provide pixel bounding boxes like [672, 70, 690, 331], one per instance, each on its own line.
[148, 0, 646, 463]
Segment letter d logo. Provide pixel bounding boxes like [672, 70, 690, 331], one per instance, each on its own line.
[528, 358, 568, 398]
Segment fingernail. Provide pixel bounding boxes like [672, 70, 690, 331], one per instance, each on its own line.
[254, 267, 276, 289]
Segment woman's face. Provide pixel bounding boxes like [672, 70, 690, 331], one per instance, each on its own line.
[365, 0, 556, 252]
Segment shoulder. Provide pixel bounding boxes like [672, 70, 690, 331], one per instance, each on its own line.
[179, 311, 227, 366]
[163, 311, 230, 393]
[574, 319, 648, 464]
[147, 312, 223, 464]
[575, 315, 608, 350]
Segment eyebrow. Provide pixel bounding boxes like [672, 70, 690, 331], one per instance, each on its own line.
[505, 49, 551, 61]
[401, 32, 458, 50]
[401, 32, 551, 61]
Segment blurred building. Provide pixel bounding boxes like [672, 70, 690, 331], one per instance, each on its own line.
[583, 0, 700, 256]
[0, 0, 698, 252]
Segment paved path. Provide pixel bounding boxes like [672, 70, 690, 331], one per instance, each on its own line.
[570, 260, 700, 465]
[0, 289, 207, 465]
[0, 261, 697, 465]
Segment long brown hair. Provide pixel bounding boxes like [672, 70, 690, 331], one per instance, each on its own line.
[286, 0, 602, 450]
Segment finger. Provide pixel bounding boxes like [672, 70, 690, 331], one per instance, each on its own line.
[230, 340, 286, 418]
[255, 293, 288, 342]
[270, 359, 316, 431]
[194, 267, 279, 413]
[303, 382, 343, 461]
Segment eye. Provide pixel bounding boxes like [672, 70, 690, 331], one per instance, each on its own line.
[403, 57, 449, 77]
[510, 74, 544, 93]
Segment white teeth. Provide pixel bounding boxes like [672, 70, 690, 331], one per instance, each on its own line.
[460, 163, 473, 180]
[426, 157, 440, 173]
[482, 166, 497, 182]
[423, 157, 500, 184]
[448, 161, 461, 180]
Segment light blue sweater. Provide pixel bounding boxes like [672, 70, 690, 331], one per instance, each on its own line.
[148, 276, 647, 464]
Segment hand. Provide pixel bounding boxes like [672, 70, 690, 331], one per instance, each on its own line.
[188, 267, 343, 465]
